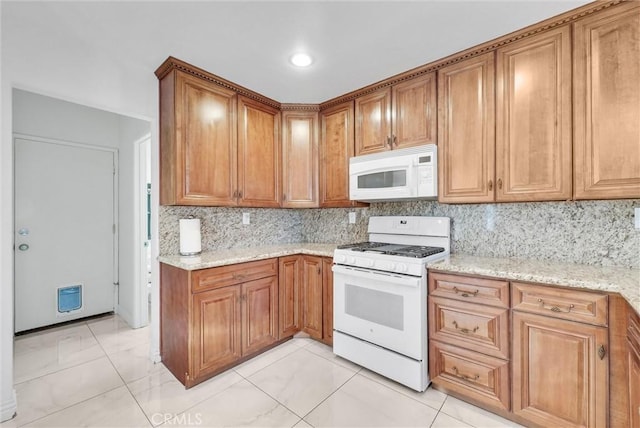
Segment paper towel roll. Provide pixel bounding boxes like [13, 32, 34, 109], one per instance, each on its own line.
[179, 218, 201, 256]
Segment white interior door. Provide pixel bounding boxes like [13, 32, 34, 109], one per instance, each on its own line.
[14, 137, 116, 332]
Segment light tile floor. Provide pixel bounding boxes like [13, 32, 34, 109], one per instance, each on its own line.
[2, 314, 525, 427]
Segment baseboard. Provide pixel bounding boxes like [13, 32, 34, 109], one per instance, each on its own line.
[115, 304, 136, 328]
[0, 389, 17, 422]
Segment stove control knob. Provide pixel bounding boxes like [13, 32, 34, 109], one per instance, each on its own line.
[388, 263, 396, 271]
[336, 255, 346, 263]
[397, 263, 408, 273]
[348, 256, 356, 264]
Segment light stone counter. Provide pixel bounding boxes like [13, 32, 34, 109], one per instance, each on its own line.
[158, 243, 337, 271]
[427, 254, 640, 315]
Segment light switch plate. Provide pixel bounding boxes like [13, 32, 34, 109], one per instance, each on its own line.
[348, 212, 356, 224]
[242, 212, 250, 225]
[635, 207, 640, 229]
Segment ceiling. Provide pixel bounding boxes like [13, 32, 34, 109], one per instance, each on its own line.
[3, 0, 591, 104]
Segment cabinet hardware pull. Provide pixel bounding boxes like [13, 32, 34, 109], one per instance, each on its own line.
[386, 136, 391, 147]
[317, 266, 321, 275]
[232, 273, 246, 280]
[238, 191, 242, 198]
[452, 321, 479, 334]
[537, 298, 574, 313]
[453, 287, 479, 298]
[452, 366, 480, 382]
[598, 344, 606, 360]
[233, 190, 238, 198]
[392, 135, 397, 147]
[283, 194, 287, 201]
[497, 178, 503, 189]
[488, 180, 493, 191]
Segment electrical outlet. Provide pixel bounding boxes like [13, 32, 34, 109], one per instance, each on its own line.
[242, 212, 250, 225]
[635, 207, 640, 229]
[348, 212, 356, 224]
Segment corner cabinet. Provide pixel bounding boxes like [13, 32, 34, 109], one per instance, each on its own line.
[159, 69, 238, 206]
[573, 3, 640, 200]
[237, 96, 281, 207]
[281, 109, 319, 208]
[355, 73, 436, 156]
[161, 259, 279, 388]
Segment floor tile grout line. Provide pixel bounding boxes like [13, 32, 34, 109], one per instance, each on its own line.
[298, 367, 360, 424]
[233, 340, 307, 380]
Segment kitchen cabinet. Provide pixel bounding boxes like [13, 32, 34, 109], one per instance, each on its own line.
[437, 53, 495, 203]
[428, 272, 511, 413]
[322, 257, 333, 346]
[511, 282, 608, 427]
[355, 73, 436, 156]
[161, 259, 279, 387]
[278, 255, 301, 339]
[237, 96, 281, 207]
[573, 3, 640, 200]
[319, 101, 361, 207]
[281, 110, 318, 208]
[302, 255, 323, 340]
[159, 69, 238, 206]
[495, 25, 572, 202]
[627, 310, 640, 427]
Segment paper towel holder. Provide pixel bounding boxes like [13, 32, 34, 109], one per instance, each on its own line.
[179, 216, 202, 256]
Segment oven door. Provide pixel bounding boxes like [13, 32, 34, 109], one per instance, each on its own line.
[333, 264, 426, 360]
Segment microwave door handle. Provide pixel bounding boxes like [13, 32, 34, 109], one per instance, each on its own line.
[332, 265, 421, 288]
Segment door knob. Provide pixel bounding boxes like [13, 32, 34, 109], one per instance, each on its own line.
[18, 244, 29, 251]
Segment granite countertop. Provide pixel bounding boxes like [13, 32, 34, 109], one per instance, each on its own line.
[158, 243, 337, 271]
[427, 254, 640, 314]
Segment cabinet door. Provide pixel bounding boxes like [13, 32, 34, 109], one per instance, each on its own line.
[281, 111, 318, 208]
[237, 96, 281, 207]
[302, 256, 323, 340]
[165, 71, 237, 206]
[573, 3, 640, 199]
[278, 256, 301, 339]
[320, 102, 355, 207]
[438, 52, 496, 203]
[392, 73, 437, 150]
[192, 285, 242, 381]
[242, 276, 278, 355]
[496, 26, 572, 202]
[355, 88, 392, 155]
[629, 343, 640, 428]
[321, 257, 333, 346]
[512, 311, 608, 427]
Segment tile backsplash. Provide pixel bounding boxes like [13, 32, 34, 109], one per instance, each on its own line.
[160, 199, 640, 269]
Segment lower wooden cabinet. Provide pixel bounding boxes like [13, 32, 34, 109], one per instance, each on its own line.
[322, 257, 334, 346]
[628, 311, 640, 427]
[302, 256, 323, 339]
[278, 255, 301, 339]
[161, 259, 279, 388]
[512, 311, 608, 427]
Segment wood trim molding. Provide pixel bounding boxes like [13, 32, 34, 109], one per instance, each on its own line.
[319, 0, 623, 110]
[155, 56, 281, 110]
[280, 103, 320, 112]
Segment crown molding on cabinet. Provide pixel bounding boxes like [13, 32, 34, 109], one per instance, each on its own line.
[155, 56, 282, 110]
[280, 104, 320, 112]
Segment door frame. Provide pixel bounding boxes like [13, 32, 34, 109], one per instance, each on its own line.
[12, 133, 120, 320]
[134, 134, 151, 328]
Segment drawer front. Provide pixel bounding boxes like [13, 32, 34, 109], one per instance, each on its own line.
[429, 296, 509, 359]
[511, 281, 608, 326]
[429, 272, 509, 308]
[429, 340, 510, 412]
[192, 259, 278, 293]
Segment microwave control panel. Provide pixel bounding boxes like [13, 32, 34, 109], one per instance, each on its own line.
[416, 153, 436, 195]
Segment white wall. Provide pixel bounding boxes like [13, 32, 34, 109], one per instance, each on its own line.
[1, 6, 160, 421]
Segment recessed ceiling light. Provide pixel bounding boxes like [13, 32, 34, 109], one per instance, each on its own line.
[290, 53, 313, 67]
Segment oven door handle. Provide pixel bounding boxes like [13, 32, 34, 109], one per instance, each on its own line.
[332, 264, 421, 288]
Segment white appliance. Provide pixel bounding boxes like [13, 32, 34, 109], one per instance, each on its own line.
[332, 216, 450, 392]
[349, 144, 437, 202]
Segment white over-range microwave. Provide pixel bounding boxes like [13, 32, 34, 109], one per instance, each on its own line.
[349, 144, 437, 202]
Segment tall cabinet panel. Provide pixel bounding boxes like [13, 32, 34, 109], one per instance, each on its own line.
[392, 73, 437, 150]
[496, 26, 572, 201]
[281, 110, 319, 208]
[237, 96, 281, 207]
[438, 53, 495, 203]
[320, 101, 356, 207]
[160, 70, 237, 206]
[573, 3, 640, 199]
[302, 256, 323, 340]
[355, 88, 392, 155]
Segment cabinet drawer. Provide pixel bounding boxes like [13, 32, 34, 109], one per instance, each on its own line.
[429, 272, 509, 308]
[429, 340, 510, 412]
[511, 282, 608, 326]
[429, 296, 509, 359]
[192, 259, 278, 293]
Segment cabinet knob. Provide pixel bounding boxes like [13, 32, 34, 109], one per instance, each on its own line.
[238, 191, 242, 199]
[283, 194, 287, 202]
[488, 180, 493, 191]
[598, 344, 606, 360]
[233, 190, 238, 198]
[392, 135, 397, 147]
[497, 178, 503, 190]
[386, 136, 391, 147]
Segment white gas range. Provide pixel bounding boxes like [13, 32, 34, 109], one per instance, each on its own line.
[332, 216, 450, 392]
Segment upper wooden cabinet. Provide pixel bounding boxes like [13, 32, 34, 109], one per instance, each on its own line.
[281, 110, 319, 208]
[237, 96, 281, 207]
[496, 26, 572, 202]
[159, 70, 238, 206]
[573, 3, 640, 200]
[438, 53, 496, 204]
[320, 101, 357, 207]
[355, 73, 436, 156]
